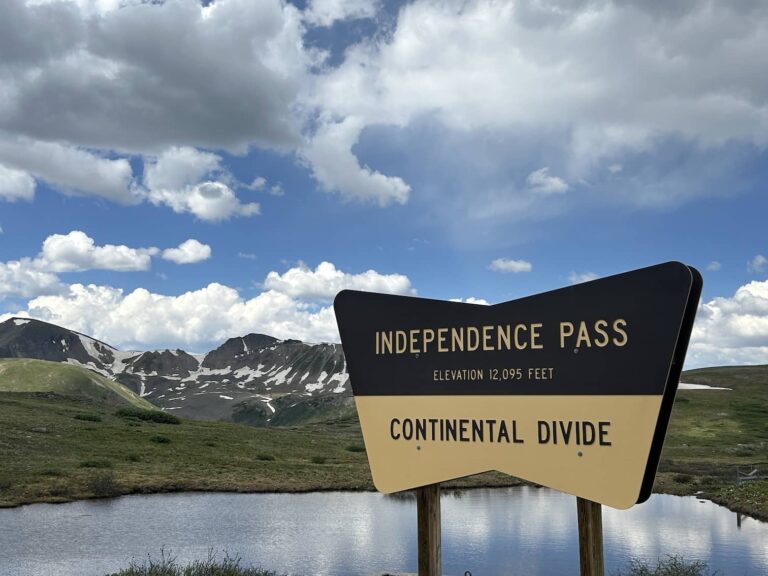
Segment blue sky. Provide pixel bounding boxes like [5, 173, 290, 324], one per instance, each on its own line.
[0, 0, 767, 368]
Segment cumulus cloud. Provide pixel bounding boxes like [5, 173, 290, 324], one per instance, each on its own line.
[0, 164, 35, 202]
[526, 167, 569, 195]
[449, 297, 490, 305]
[687, 279, 768, 368]
[568, 271, 599, 285]
[747, 254, 767, 274]
[0, 259, 64, 298]
[304, 0, 379, 27]
[301, 117, 411, 206]
[306, 0, 768, 209]
[0, 0, 308, 154]
[143, 147, 260, 221]
[0, 137, 136, 203]
[489, 258, 533, 274]
[161, 239, 212, 265]
[263, 261, 415, 301]
[38, 231, 158, 273]
[706, 261, 722, 272]
[3, 262, 415, 349]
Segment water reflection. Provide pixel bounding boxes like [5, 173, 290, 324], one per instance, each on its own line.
[0, 488, 765, 576]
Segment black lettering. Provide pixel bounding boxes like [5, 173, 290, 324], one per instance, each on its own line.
[402, 419, 413, 440]
[599, 421, 612, 445]
[582, 421, 596, 445]
[512, 420, 524, 444]
[498, 420, 510, 443]
[459, 419, 469, 442]
[538, 421, 551, 443]
[472, 420, 484, 442]
[446, 419, 457, 442]
[390, 418, 400, 440]
[415, 419, 426, 441]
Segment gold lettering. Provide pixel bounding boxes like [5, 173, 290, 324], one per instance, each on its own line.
[560, 322, 574, 348]
[482, 325, 493, 351]
[514, 324, 528, 350]
[451, 327, 464, 351]
[438, 328, 448, 352]
[409, 329, 419, 354]
[423, 329, 435, 352]
[381, 331, 393, 354]
[395, 331, 407, 354]
[593, 320, 609, 347]
[576, 321, 592, 347]
[613, 318, 628, 346]
[530, 323, 543, 349]
[467, 327, 480, 351]
[497, 325, 511, 350]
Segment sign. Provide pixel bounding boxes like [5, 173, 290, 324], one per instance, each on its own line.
[334, 262, 702, 509]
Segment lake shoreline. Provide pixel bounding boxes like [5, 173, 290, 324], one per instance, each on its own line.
[3, 477, 766, 523]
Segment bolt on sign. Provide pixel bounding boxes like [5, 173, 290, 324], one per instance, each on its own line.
[334, 262, 702, 509]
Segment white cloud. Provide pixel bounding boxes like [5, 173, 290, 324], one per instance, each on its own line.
[144, 147, 221, 192]
[0, 164, 35, 202]
[489, 258, 533, 274]
[264, 261, 415, 301]
[568, 271, 599, 285]
[4, 262, 414, 349]
[307, 0, 768, 209]
[747, 254, 767, 274]
[161, 239, 212, 265]
[0, 259, 64, 298]
[687, 279, 768, 368]
[304, 0, 379, 27]
[526, 167, 569, 195]
[301, 117, 411, 207]
[706, 261, 722, 272]
[0, 137, 135, 203]
[145, 180, 260, 222]
[38, 230, 158, 273]
[142, 147, 260, 221]
[238, 252, 257, 260]
[1, 0, 309, 154]
[449, 297, 490, 306]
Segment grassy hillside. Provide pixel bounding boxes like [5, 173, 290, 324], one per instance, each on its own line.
[0, 362, 765, 519]
[655, 365, 768, 518]
[0, 358, 155, 410]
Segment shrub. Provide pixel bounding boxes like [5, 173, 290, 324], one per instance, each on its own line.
[345, 445, 365, 453]
[256, 454, 275, 461]
[150, 435, 171, 444]
[126, 454, 141, 462]
[115, 408, 181, 425]
[311, 456, 327, 464]
[614, 555, 717, 576]
[74, 413, 102, 422]
[108, 550, 279, 576]
[80, 459, 113, 468]
[0, 479, 11, 491]
[39, 468, 63, 476]
[88, 470, 119, 498]
[673, 473, 693, 484]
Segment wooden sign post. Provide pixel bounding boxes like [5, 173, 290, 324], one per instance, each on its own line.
[334, 262, 702, 574]
[577, 497, 604, 576]
[416, 483, 442, 576]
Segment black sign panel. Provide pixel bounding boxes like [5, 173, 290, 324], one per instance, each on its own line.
[334, 262, 702, 508]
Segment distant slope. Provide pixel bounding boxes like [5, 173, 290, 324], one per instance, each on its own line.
[0, 358, 156, 410]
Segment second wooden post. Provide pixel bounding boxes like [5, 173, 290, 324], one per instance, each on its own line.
[577, 497, 604, 576]
[417, 482, 442, 576]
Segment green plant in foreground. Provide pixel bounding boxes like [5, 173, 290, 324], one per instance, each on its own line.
[613, 555, 718, 576]
[108, 550, 280, 576]
[115, 408, 181, 425]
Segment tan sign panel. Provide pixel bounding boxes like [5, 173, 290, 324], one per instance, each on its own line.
[334, 262, 702, 509]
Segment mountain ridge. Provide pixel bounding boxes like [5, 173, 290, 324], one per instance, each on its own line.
[0, 317, 351, 424]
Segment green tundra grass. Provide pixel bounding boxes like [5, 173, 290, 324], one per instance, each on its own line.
[0, 359, 765, 519]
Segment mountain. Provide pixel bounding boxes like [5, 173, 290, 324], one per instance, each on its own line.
[0, 317, 352, 424]
[0, 358, 155, 410]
